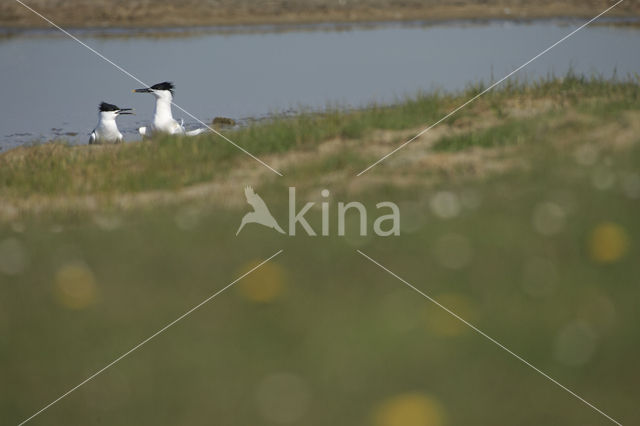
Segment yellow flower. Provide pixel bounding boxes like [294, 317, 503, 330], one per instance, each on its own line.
[589, 223, 630, 264]
[53, 262, 98, 310]
[236, 260, 286, 303]
[373, 393, 446, 426]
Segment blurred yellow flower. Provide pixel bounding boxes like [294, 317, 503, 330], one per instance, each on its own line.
[425, 293, 475, 337]
[53, 262, 98, 310]
[588, 223, 630, 264]
[373, 393, 446, 426]
[236, 260, 286, 303]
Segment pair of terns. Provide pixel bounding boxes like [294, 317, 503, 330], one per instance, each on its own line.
[89, 82, 206, 144]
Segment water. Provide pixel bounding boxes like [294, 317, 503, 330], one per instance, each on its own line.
[1, 20, 639, 150]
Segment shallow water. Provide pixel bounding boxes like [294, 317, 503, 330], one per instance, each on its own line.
[1, 20, 639, 150]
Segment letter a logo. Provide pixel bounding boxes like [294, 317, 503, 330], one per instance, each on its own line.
[236, 186, 286, 236]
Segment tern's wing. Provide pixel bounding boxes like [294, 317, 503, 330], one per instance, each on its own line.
[172, 119, 185, 135]
[89, 131, 96, 145]
[185, 128, 207, 137]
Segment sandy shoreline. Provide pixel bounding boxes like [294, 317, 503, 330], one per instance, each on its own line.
[1, 0, 637, 30]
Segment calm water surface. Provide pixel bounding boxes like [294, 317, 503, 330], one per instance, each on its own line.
[1, 20, 639, 149]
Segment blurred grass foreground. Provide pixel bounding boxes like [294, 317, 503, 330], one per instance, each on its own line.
[1, 75, 639, 425]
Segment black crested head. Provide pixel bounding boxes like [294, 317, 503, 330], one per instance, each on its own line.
[150, 82, 175, 94]
[99, 102, 120, 112]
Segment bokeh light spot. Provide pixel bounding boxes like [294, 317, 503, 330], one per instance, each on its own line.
[554, 321, 597, 367]
[532, 202, 565, 236]
[430, 192, 461, 219]
[592, 167, 616, 191]
[53, 262, 98, 310]
[588, 223, 629, 264]
[373, 393, 446, 426]
[574, 144, 598, 166]
[237, 260, 286, 303]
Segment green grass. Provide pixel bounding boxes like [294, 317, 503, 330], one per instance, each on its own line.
[1, 75, 638, 199]
[226, 92, 446, 150]
[1, 74, 639, 425]
[0, 93, 445, 197]
[1, 142, 639, 425]
[432, 116, 549, 152]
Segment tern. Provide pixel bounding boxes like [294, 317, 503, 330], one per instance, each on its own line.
[89, 102, 133, 144]
[133, 82, 207, 137]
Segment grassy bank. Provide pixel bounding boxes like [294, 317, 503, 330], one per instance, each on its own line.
[2, 0, 639, 30]
[0, 75, 639, 211]
[1, 76, 640, 425]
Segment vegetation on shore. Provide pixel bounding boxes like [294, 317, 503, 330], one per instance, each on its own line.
[0, 74, 638, 208]
[2, 0, 638, 30]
